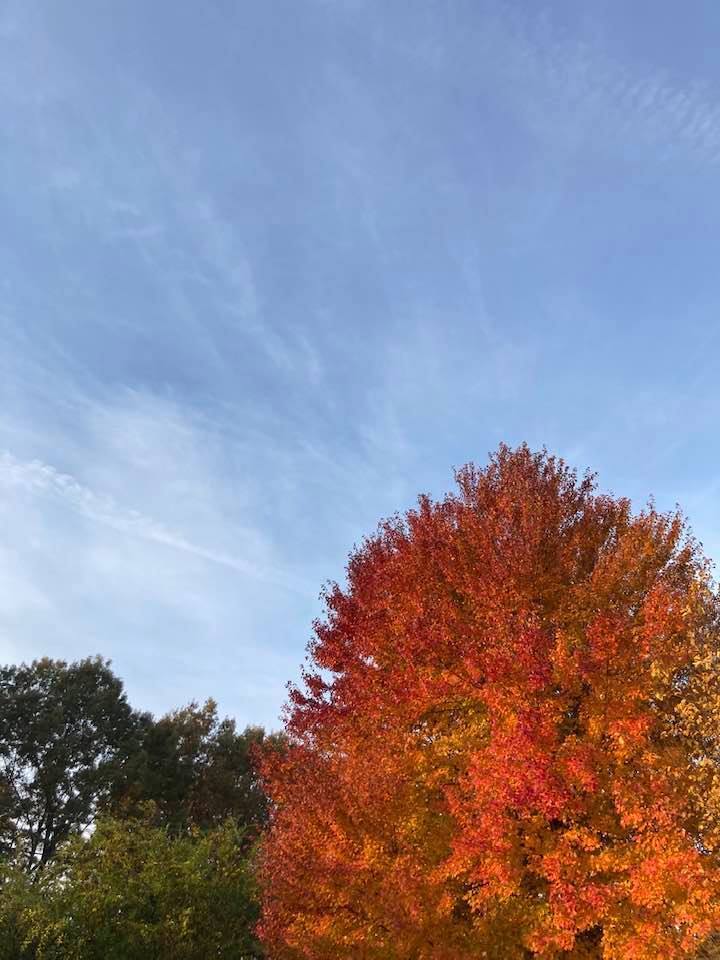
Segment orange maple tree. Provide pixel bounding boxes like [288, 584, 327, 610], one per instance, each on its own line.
[259, 445, 720, 959]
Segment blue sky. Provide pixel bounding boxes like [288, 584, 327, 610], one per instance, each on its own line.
[1, 0, 719, 728]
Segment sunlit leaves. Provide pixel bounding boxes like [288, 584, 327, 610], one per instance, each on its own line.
[260, 445, 720, 958]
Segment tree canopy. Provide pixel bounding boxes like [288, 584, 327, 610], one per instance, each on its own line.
[0, 658, 278, 958]
[21, 815, 263, 960]
[0, 657, 142, 872]
[259, 444, 720, 959]
[115, 699, 285, 837]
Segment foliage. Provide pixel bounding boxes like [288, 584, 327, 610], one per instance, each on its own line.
[0, 864, 37, 960]
[698, 934, 720, 959]
[114, 699, 286, 837]
[0, 657, 143, 873]
[0, 661, 283, 957]
[22, 814, 263, 960]
[259, 444, 720, 959]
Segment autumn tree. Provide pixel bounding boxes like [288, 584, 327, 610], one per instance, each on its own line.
[259, 445, 720, 959]
[0, 657, 143, 873]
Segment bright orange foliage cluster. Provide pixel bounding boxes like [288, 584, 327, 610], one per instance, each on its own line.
[259, 445, 720, 959]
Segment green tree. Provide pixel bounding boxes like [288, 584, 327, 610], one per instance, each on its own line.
[0, 864, 37, 960]
[116, 700, 285, 837]
[0, 657, 144, 873]
[25, 815, 262, 960]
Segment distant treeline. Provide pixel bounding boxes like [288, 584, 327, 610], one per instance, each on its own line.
[0, 655, 281, 959]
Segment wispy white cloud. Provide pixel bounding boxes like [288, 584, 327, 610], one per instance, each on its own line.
[0, 387, 323, 726]
[0, 450, 306, 594]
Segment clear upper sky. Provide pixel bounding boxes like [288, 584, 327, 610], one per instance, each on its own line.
[1, 0, 719, 728]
